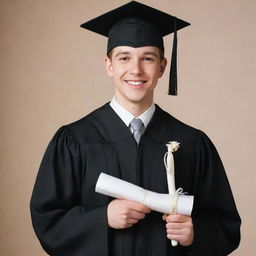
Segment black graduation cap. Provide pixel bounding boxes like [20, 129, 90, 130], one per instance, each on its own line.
[80, 1, 190, 95]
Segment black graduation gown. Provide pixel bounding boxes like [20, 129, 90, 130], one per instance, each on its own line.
[30, 104, 241, 256]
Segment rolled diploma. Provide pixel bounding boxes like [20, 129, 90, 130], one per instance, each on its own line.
[96, 173, 194, 216]
[166, 149, 176, 195]
[166, 144, 178, 246]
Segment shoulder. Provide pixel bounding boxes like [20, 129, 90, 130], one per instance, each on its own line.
[154, 105, 218, 154]
[154, 105, 205, 140]
[67, 103, 108, 129]
[53, 103, 110, 145]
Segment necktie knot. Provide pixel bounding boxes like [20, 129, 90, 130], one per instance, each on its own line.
[130, 118, 144, 143]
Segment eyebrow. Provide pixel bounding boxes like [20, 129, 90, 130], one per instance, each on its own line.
[114, 50, 159, 58]
[142, 51, 158, 57]
[114, 51, 131, 58]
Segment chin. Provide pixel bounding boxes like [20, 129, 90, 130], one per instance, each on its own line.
[126, 95, 150, 105]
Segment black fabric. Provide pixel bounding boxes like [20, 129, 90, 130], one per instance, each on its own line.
[30, 104, 241, 256]
[107, 17, 164, 53]
[80, 1, 190, 39]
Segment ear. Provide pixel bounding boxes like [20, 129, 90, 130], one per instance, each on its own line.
[104, 57, 114, 77]
[158, 57, 167, 78]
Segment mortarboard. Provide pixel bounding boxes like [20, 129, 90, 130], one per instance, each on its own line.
[80, 1, 190, 95]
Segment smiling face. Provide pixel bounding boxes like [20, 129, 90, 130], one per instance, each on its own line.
[105, 46, 167, 111]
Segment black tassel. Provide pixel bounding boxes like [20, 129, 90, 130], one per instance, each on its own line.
[169, 17, 178, 96]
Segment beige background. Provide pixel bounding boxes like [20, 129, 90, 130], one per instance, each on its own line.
[0, 0, 255, 255]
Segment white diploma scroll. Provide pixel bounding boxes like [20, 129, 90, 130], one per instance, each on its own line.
[164, 141, 180, 246]
[95, 172, 194, 216]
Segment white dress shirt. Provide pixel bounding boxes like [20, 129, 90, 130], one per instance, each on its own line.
[109, 97, 155, 132]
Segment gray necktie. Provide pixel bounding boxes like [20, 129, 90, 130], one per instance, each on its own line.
[130, 118, 144, 143]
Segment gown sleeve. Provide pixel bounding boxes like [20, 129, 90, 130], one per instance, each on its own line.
[30, 126, 109, 256]
[188, 131, 241, 256]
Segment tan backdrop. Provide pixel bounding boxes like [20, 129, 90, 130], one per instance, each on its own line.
[0, 0, 255, 255]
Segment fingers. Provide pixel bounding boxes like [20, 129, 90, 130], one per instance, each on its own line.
[164, 214, 194, 246]
[163, 213, 188, 222]
[166, 213, 190, 223]
[166, 227, 193, 245]
[162, 214, 167, 221]
[165, 220, 189, 240]
[166, 222, 185, 229]
[107, 199, 151, 229]
[126, 200, 151, 213]
[128, 209, 146, 220]
[166, 223, 190, 235]
[126, 217, 140, 225]
[167, 233, 183, 241]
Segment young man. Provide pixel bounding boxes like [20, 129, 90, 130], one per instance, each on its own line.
[30, 2, 241, 256]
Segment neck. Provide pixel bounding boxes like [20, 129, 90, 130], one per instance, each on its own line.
[114, 96, 153, 117]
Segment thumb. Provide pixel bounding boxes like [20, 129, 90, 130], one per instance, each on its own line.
[162, 214, 168, 221]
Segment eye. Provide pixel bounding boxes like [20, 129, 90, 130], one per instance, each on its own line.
[143, 57, 155, 62]
[119, 57, 129, 61]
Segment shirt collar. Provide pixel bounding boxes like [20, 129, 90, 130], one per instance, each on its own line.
[109, 97, 155, 128]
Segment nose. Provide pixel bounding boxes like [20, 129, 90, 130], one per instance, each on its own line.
[129, 59, 143, 76]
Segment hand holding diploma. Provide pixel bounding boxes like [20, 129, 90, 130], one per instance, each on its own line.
[95, 172, 194, 216]
[163, 142, 194, 247]
[163, 213, 194, 247]
[96, 172, 194, 244]
[107, 199, 151, 229]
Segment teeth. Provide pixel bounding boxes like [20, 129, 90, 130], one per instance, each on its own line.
[127, 81, 144, 85]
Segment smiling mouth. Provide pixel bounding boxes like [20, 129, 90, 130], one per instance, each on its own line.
[125, 80, 147, 86]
